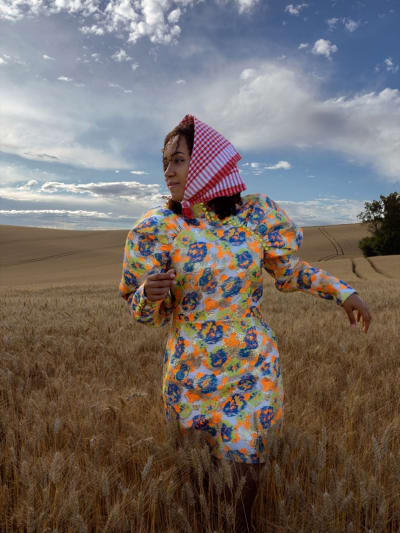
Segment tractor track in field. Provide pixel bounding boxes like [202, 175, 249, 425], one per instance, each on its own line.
[317, 227, 345, 261]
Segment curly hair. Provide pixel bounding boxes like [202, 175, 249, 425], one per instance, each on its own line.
[162, 122, 243, 220]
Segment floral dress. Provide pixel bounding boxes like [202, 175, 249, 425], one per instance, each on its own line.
[120, 193, 356, 464]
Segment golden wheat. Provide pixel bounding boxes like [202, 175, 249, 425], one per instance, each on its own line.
[0, 277, 399, 532]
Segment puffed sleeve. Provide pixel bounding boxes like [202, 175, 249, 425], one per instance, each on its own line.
[251, 194, 357, 306]
[119, 208, 178, 327]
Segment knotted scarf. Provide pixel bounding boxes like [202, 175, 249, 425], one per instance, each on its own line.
[177, 114, 247, 218]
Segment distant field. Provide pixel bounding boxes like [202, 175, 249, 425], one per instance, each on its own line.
[0, 222, 398, 288]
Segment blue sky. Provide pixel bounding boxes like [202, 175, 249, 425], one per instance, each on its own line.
[0, 0, 399, 229]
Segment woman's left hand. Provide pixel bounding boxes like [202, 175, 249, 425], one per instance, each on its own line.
[341, 292, 372, 333]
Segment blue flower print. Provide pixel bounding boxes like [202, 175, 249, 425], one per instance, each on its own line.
[244, 327, 258, 349]
[236, 251, 253, 269]
[239, 347, 252, 358]
[123, 269, 138, 288]
[163, 349, 168, 364]
[198, 374, 218, 394]
[191, 414, 216, 436]
[221, 423, 233, 442]
[226, 450, 247, 462]
[183, 378, 194, 389]
[222, 227, 246, 246]
[210, 349, 227, 368]
[254, 435, 265, 454]
[259, 406, 274, 429]
[184, 217, 200, 226]
[317, 291, 334, 300]
[188, 242, 208, 262]
[273, 358, 281, 378]
[138, 235, 156, 256]
[183, 261, 194, 273]
[297, 270, 312, 290]
[296, 230, 303, 248]
[250, 206, 264, 224]
[154, 251, 171, 268]
[175, 363, 189, 381]
[251, 286, 263, 302]
[199, 321, 223, 344]
[223, 393, 247, 417]
[260, 359, 272, 376]
[221, 276, 242, 298]
[238, 373, 257, 391]
[173, 337, 186, 359]
[135, 217, 158, 233]
[182, 291, 201, 311]
[258, 223, 268, 236]
[166, 383, 181, 405]
[199, 268, 217, 294]
[268, 231, 285, 248]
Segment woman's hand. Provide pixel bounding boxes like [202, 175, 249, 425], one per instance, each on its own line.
[143, 269, 176, 302]
[342, 292, 372, 333]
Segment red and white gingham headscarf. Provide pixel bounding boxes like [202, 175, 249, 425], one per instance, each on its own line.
[177, 114, 246, 218]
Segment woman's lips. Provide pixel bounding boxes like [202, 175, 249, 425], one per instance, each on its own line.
[168, 183, 179, 189]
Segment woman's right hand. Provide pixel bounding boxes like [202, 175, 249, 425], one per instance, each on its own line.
[143, 269, 176, 301]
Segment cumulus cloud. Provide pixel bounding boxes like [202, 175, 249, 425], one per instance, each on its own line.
[195, 62, 400, 181]
[285, 3, 308, 15]
[57, 76, 73, 82]
[312, 39, 338, 59]
[111, 49, 132, 62]
[343, 18, 360, 32]
[327, 17, 339, 30]
[42, 54, 55, 61]
[385, 57, 399, 74]
[298, 43, 309, 50]
[39, 180, 163, 200]
[265, 161, 291, 170]
[0, 0, 261, 45]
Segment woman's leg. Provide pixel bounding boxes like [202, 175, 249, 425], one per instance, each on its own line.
[231, 461, 262, 533]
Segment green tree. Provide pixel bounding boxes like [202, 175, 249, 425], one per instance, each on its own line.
[357, 192, 400, 256]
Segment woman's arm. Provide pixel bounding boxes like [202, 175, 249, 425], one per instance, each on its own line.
[256, 194, 371, 331]
[119, 214, 175, 327]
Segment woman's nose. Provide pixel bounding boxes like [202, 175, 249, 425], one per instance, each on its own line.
[165, 162, 175, 176]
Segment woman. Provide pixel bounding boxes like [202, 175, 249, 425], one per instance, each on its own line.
[120, 114, 371, 531]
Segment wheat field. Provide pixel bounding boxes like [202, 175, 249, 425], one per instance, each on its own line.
[1, 224, 400, 532]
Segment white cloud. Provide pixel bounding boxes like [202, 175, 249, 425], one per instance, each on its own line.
[327, 17, 339, 30]
[384, 57, 399, 74]
[111, 49, 132, 62]
[0, 209, 113, 218]
[298, 43, 309, 50]
[130, 170, 149, 175]
[80, 24, 105, 36]
[131, 62, 139, 71]
[42, 54, 55, 61]
[235, 0, 260, 14]
[176, 79, 186, 84]
[240, 68, 257, 80]
[0, 81, 132, 170]
[285, 3, 308, 15]
[278, 197, 366, 226]
[57, 76, 73, 82]
[343, 18, 360, 32]
[192, 63, 400, 181]
[0, 1, 261, 45]
[39, 180, 163, 200]
[17, 179, 39, 190]
[265, 161, 291, 170]
[312, 39, 338, 59]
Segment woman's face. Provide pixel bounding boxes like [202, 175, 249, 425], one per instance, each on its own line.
[163, 134, 191, 202]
